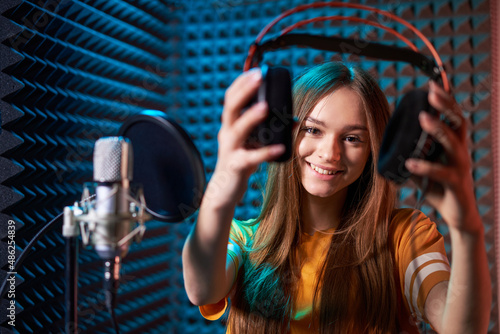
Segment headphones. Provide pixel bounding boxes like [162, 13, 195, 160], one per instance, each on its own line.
[243, 2, 450, 184]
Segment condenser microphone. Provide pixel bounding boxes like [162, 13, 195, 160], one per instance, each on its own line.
[62, 113, 205, 334]
[92, 137, 135, 333]
[92, 137, 134, 261]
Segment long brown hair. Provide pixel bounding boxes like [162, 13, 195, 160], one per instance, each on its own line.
[228, 62, 398, 333]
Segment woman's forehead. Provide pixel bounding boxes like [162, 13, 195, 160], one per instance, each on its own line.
[307, 88, 367, 126]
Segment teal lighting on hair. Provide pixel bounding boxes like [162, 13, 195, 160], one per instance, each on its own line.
[348, 65, 356, 81]
[243, 262, 292, 319]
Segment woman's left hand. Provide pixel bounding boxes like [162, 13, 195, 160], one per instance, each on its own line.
[404, 81, 482, 233]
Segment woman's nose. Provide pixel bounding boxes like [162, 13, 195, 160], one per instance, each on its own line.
[317, 136, 341, 162]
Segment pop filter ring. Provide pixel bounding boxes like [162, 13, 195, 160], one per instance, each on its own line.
[118, 110, 206, 223]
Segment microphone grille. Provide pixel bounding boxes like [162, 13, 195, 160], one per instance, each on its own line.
[93, 137, 133, 182]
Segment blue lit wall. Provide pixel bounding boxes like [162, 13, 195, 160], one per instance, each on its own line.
[1, 1, 184, 333]
[0, 0, 495, 333]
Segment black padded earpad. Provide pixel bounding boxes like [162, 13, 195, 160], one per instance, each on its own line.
[378, 89, 444, 184]
[246, 66, 293, 162]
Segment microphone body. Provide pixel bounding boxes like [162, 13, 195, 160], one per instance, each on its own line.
[92, 137, 134, 261]
[94, 184, 131, 260]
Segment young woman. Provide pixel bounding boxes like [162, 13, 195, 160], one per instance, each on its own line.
[182, 62, 491, 333]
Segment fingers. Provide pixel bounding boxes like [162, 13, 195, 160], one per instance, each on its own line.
[217, 68, 286, 173]
[421, 80, 470, 162]
[240, 144, 286, 166]
[218, 100, 268, 150]
[231, 101, 268, 143]
[221, 144, 286, 173]
[222, 69, 262, 125]
[419, 111, 460, 154]
[405, 158, 456, 185]
[409, 86, 472, 188]
[428, 81, 466, 137]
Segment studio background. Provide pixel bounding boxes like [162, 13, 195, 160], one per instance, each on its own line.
[0, 0, 496, 333]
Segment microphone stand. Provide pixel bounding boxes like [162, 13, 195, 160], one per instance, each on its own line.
[65, 236, 79, 334]
[63, 205, 84, 334]
[62, 185, 149, 334]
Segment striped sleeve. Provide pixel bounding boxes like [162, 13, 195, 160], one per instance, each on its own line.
[199, 219, 256, 321]
[390, 209, 451, 323]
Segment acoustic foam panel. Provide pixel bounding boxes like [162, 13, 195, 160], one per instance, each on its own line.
[1, 1, 182, 333]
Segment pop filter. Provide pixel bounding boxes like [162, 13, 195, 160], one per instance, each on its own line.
[118, 110, 206, 222]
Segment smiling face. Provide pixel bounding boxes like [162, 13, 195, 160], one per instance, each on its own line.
[296, 87, 371, 201]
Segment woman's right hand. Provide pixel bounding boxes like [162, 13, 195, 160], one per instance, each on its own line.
[182, 69, 285, 306]
[207, 69, 286, 207]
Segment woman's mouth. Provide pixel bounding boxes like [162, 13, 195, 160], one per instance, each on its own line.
[308, 162, 343, 175]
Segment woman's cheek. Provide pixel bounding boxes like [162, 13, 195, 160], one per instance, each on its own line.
[296, 137, 310, 157]
[345, 146, 370, 171]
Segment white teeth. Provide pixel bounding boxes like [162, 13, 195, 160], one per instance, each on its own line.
[309, 163, 336, 175]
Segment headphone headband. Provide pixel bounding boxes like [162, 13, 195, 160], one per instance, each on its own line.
[244, 2, 449, 91]
[253, 33, 439, 80]
[280, 16, 418, 50]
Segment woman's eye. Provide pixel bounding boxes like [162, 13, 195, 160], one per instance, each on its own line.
[345, 136, 361, 143]
[302, 127, 320, 135]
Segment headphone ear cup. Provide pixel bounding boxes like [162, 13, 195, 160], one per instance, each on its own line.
[245, 65, 293, 162]
[378, 89, 444, 184]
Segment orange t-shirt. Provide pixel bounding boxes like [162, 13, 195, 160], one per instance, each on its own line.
[199, 209, 450, 333]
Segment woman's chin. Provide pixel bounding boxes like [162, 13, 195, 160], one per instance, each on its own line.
[301, 182, 351, 201]
[304, 187, 339, 199]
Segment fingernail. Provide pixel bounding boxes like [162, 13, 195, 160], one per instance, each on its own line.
[429, 80, 447, 97]
[247, 68, 262, 82]
[293, 116, 299, 123]
[419, 111, 436, 123]
[271, 144, 285, 155]
[254, 101, 267, 113]
[405, 159, 418, 170]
